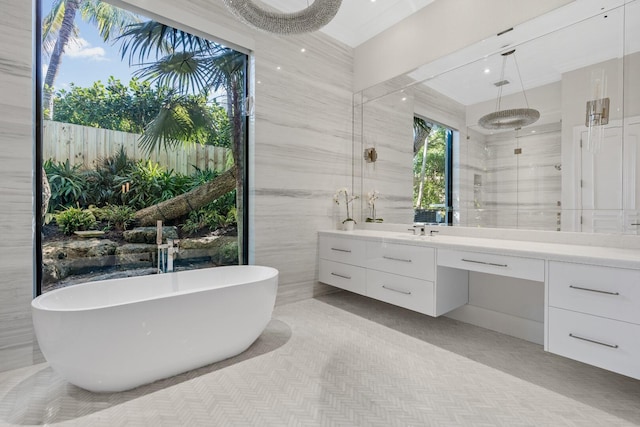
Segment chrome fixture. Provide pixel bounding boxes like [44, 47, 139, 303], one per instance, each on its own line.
[478, 49, 540, 130]
[412, 223, 426, 236]
[158, 239, 180, 274]
[584, 68, 609, 152]
[156, 220, 179, 273]
[223, 0, 343, 34]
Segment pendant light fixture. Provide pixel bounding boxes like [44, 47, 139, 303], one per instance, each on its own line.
[478, 49, 540, 130]
[223, 0, 343, 35]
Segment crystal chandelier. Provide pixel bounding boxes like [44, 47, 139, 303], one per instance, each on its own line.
[223, 0, 343, 34]
[478, 49, 540, 130]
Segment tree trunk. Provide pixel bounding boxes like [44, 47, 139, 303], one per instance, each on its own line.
[229, 77, 245, 264]
[134, 168, 236, 226]
[416, 139, 429, 209]
[43, 0, 80, 119]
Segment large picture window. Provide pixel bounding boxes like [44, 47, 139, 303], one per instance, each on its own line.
[37, 0, 249, 294]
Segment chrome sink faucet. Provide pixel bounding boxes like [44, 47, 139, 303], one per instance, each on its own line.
[412, 223, 426, 236]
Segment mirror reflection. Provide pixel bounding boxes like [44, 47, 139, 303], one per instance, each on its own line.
[354, 0, 639, 234]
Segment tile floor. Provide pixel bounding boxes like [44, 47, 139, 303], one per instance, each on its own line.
[1, 292, 639, 426]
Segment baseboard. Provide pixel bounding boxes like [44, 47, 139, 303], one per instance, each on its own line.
[445, 304, 544, 345]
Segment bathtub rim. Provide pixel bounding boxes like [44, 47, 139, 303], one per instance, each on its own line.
[32, 265, 278, 312]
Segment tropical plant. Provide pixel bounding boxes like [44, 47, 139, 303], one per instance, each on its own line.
[117, 21, 247, 261]
[42, 0, 139, 118]
[44, 159, 88, 211]
[54, 206, 97, 235]
[413, 127, 447, 209]
[84, 146, 135, 206]
[96, 204, 136, 231]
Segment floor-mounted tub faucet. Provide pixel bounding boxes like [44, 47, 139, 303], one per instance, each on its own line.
[156, 220, 179, 273]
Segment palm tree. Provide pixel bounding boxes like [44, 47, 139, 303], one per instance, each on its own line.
[42, 0, 138, 118]
[117, 22, 247, 261]
[40, 0, 137, 220]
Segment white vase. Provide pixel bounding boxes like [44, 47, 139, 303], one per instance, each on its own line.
[343, 220, 355, 231]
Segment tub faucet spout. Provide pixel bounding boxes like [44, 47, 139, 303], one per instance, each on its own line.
[166, 239, 180, 273]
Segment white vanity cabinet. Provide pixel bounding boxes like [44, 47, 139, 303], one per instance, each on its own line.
[318, 235, 468, 317]
[319, 230, 640, 380]
[318, 236, 367, 295]
[548, 261, 640, 379]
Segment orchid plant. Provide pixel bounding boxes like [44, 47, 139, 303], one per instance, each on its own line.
[365, 190, 382, 223]
[333, 187, 358, 224]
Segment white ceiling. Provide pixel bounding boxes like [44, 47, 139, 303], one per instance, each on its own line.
[411, 0, 639, 106]
[260, 0, 435, 47]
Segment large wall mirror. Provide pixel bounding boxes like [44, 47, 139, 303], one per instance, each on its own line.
[354, 0, 639, 234]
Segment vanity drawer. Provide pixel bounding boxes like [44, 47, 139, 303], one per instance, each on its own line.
[548, 261, 640, 324]
[319, 235, 366, 266]
[548, 307, 640, 380]
[319, 259, 366, 295]
[366, 269, 435, 316]
[365, 241, 435, 280]
[437, 249, 544, 282]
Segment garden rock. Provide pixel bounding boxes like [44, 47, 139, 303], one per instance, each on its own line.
[123, 226, 179, 244]
[42, 239, 118, 260]
[179, 235, 237, 264]
[115, 244, 156, 269]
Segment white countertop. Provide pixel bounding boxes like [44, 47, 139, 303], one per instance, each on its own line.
[319, 229, 640, 269]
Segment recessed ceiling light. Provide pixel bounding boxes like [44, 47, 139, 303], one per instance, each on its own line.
[300, 48, 306, 53]
[276, 66, 281, 70]
[484, 68, 491, 74]
[401, 97, 407, 101]
[531, 130, 536, 133]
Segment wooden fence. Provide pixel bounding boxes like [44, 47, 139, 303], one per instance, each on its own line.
[43, 120, 231, 174]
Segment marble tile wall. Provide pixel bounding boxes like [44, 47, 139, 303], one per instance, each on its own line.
[0, 0, 36, 371]
[0, 0, 356, 372]
[470, 123, 562, 231]
[357, 91, 414, 224]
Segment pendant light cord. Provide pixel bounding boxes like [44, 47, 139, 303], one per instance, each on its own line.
[495, 55, 508, 112]
[512, 53, 530, 108]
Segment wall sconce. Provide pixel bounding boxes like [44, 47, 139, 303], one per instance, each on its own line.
[585, 69, 608, 153]
[364, 147, 378, 163]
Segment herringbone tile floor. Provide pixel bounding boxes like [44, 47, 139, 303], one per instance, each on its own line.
[1, 292, 639, 426]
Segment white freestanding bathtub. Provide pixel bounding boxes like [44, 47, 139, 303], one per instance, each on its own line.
[31, 265, 278, 393]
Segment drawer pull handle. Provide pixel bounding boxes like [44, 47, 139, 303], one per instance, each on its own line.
[331, 248, 352, 253]
[569, 333, 619, 349]
[461, 258, 508, 268]
[383, 255, 412, 263]
[330, 272, 351, 280]
[382, 285, 412, 295]
[569, 285, 619, 296]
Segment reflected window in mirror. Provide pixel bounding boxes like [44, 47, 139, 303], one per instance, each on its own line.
[413, 117, 454, 225]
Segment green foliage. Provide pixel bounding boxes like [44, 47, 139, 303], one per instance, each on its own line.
[121, 160, 200, 209]
[180, 191, 236, 235]
[52, 78, 230, 148]
[84, 146, 135, 206]
[96, 204, 136, 231]
[218, 240, 239, 265]
[413, 126, 447, 209]
[44, 159, 88, 211]
[54, 207, 97, 235]
[53, 78, 166, 133]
